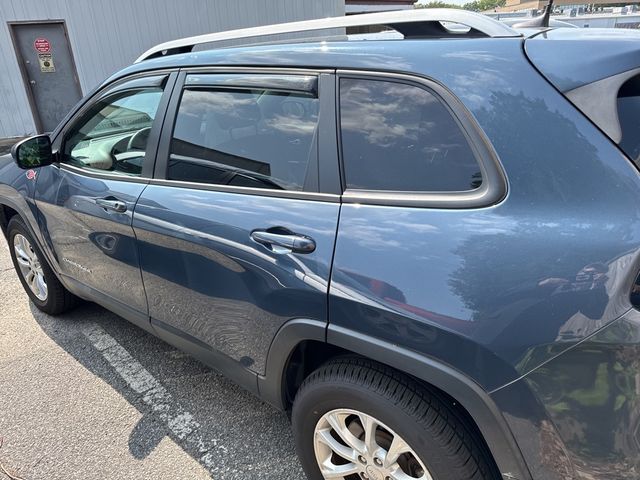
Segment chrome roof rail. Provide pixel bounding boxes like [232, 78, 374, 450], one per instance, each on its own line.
[135, 9, 520, 63]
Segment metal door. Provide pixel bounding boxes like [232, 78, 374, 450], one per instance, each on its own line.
[9, 21, 82, 133]
[34, 73, 175, 326]
[133, 71, 341, 375]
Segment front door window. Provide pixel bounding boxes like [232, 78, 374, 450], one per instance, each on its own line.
[62, 87, 164, 176]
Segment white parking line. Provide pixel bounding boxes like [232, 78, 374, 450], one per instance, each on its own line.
[82, 323, 226, 471]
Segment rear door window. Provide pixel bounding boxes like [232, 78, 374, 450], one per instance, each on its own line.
[339, 77, 482, 192]
[618, 74, 640, 164]
[169, 76, 319, 191]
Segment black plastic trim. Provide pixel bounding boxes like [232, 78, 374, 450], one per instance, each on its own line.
[564, 66, 640, 146]
[151, 317, 259, 396]
[61, 276, 261, 400]
[51, 69, 179, 148]
[183, 66, 333, 76]
[258, 319, 327, 409]
[185, 73, 318, 95]
[147, 178, 341, 203]
[0, 206, 7, 239]
[142, 72, 179, 178]
[107, 74, 168, 93]
[325, 324, 532, 480]
[318, 73, 342, 195]
[154, 71, 186, 179]
[61, 275, 155, 335]
[335, 70, 508, 209]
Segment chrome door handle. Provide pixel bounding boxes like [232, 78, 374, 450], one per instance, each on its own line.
[250, 229, 316, 254]
[96, 198, 127, 213]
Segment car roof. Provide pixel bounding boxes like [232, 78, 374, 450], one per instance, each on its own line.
[109, 24, 640, 94]
[111, 36, 524, 84]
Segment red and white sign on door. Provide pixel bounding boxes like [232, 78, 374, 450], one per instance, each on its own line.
[33, 38, 51, 53]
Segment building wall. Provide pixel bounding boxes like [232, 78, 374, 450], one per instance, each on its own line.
[346, 0, 414, 13]
[558, 13, 640, 27]
[0, 0, 344, 138]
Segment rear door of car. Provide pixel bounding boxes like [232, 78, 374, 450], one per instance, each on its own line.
[132, 69, 340, 382]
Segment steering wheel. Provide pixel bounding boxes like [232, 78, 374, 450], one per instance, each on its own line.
[127, 127, 152, 151]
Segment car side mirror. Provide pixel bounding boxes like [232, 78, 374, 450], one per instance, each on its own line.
[11, 135, 54, 169]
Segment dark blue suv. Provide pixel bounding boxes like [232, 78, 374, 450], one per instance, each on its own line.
[2, 9, 640, 480]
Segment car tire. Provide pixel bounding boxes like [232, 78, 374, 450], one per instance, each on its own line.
[292, 357, 500, 480]
[7, 216, 77, 315]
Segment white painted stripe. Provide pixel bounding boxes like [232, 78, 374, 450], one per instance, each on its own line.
[82, 323, 227, 470]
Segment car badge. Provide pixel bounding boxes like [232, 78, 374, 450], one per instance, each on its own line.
[26, 169, 37, 180]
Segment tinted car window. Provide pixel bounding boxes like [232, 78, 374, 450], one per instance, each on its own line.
[618, 74, 640, 164]
[169, 87, 319, 191]
[63, 88, 163, 176]
[339, 78, 482, 192]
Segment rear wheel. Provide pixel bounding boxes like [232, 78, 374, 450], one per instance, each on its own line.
[292, 358, 500, 480]
[8, 216, 77, 315]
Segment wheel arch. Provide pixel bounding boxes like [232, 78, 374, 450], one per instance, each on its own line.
[0, 202, 19, 239]
[0, 197, 66, 288]
[259, 319, 532, 480]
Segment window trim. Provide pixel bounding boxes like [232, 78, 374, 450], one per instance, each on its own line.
[147, 177, 341, 203]
[184, 73, 318, 95]
[166, 76, 321, 192]
[336, 70, 507, 209]
[565, 66, 640, 146]
[152, 68, 342, 200]
[51, 70, 179, 181]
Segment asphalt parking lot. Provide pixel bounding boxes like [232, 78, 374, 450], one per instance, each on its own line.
[0, 233, 304, 480]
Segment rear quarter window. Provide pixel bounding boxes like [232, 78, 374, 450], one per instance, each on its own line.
[339, 77, 482, 192]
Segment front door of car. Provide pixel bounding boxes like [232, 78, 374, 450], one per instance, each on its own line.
[35, 73, 176, 321]
[133, 71, 341, 375]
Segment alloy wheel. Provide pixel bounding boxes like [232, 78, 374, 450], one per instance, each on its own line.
[314, 408, 433, 480]
[13, 233, 48, 301]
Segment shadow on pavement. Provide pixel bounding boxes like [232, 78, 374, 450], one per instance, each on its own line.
[28, 300, 304, 480]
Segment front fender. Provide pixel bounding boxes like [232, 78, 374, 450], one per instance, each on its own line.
[0, 155, 56, 275]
